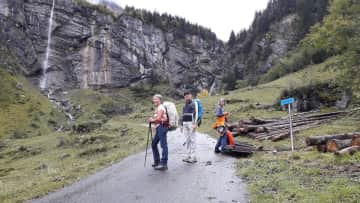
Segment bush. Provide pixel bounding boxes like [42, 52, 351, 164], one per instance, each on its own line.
[100, 102, 133, 117]
[73, 121, 103, 134]
[260, 47, 316, 83]
[11, 130, 28, 139]
[276, 82, 350, 111]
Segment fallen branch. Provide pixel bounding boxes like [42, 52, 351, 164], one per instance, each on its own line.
[334, 146, 360, 156]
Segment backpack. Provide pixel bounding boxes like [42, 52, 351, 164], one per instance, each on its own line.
[163, 101, 179, 131]
[194, 99, 204, 122]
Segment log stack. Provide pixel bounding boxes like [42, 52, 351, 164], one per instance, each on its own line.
[223, 141, 256, 156]
[305, 132, 360, 155]
[228, 111, 348, 142]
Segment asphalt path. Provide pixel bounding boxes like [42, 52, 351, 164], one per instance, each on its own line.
[31, 130, 248, 203]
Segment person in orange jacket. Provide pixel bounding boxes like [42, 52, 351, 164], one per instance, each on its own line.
[212, 98, 229, 129]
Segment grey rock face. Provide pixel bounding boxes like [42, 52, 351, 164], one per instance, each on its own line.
[223, 14, 300, 81]
[0, 0, 224, 94]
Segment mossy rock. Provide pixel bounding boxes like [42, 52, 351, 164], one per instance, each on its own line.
[11, 130, 28, 139]
[73, 121, 103, 134]
[100, 102, 133, 117]
[78, 145, 107, 157]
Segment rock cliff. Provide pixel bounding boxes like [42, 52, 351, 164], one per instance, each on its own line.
[0, 0, 224, 95]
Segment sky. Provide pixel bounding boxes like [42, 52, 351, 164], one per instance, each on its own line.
[90, 0, 269, 41]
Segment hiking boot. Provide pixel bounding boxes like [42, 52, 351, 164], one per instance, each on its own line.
[182, 157, 191, 163]
[154, 164, 168, 171]
[151, 163, 159, 168]
[214, 149, 221, 154]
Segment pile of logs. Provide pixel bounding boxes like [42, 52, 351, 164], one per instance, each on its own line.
[305, 132, 360, 155]
[223, 141, 256, 155]
[228, 111, 348, 142]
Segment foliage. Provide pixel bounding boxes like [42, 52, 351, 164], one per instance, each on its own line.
[74, 0, 118, 18]
[260, 46, 332, 83]
[277, 81, 347, 111]
[227, 30, 236, 47]
[303, 0, 360, 91]
[124, 6, 219, 43]
[222, 68, 238, 90]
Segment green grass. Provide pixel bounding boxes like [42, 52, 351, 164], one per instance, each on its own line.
[0, 75, 155, 202]
[0, 68, 67, 139]
[0, 113, 150, 203]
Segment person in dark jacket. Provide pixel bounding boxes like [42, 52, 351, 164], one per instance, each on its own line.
[181, 91, 198, 163]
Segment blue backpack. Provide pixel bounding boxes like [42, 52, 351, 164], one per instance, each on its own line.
[194, 99, 204, 121]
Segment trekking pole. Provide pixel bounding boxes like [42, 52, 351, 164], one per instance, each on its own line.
[144, 122, 152, 167]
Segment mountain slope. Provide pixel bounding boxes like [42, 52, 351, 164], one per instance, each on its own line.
[222, 0, 329, 87]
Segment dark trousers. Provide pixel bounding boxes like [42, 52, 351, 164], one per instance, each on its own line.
[215, 134, 229, 152]
[151, 125, 168, 165]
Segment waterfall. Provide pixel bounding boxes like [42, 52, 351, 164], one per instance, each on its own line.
[40, 0, 56, 89]
[209, 79, 216, 96]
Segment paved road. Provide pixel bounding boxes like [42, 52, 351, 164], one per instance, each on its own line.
[31, 130, 248, 203]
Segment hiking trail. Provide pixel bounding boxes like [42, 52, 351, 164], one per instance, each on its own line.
[30, 130, 248, 203]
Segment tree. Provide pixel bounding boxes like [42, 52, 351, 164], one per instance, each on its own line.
[304, 0, 360, 90]
[228, 30, 236, 47]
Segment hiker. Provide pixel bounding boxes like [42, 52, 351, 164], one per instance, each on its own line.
[214, 126, 233, 153]
[148, 94, 169, 171]
[212, 98, 229, 129]
[214, 126, 229, 153]
[181, 91, 198, 163]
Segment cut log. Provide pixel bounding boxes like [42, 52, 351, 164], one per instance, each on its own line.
[232, 127, 248, 133]
[231, 131, 242, 137]
[249, 117, 276, 125]
[255, 126, 267, 133]
[334, 146, 360, 156]
[229, 111, 350, 142]
[316, 144, 327, 153]
[326, 139, 352, 152]
[270, 131, 290, 141]
[305, 132, 360, 146]
[351, 137, 360, 146]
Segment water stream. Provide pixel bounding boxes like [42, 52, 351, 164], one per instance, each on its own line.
[40, 0, 56, 89]
[209, 79, 216, 96]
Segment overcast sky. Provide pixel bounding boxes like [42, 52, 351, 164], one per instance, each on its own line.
[90, 0, 269, 41]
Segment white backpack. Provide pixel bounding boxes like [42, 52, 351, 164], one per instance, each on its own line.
[163, 101, 179, 131]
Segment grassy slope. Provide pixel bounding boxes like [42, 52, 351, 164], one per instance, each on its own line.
[199, 57, 339, 134]
[0, 114, 149, 203]
[198, 58, 360, 202]
[0, 79, 154, 202]
[0, 68, 68, 139]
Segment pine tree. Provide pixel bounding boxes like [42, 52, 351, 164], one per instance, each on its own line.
[228, 30, 236, 47]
